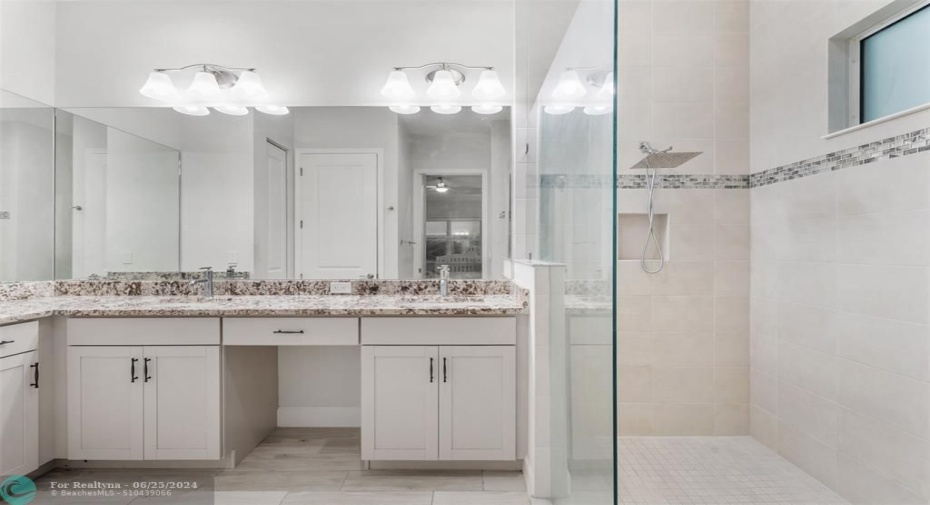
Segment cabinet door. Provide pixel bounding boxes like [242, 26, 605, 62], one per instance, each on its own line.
[439, 346, 515, 460]
[68, 346, 144, 460]
[143, 346, 220, 460]
[361, 346, 439, 460]
[0, 351, 39, 476]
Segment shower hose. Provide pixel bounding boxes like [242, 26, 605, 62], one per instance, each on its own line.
[641, 165, 664, 274]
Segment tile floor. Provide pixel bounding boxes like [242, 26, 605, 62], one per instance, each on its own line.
[31, 431, 851, 504]
[32, 428, 530, 505]
[616, 437, 849, 505]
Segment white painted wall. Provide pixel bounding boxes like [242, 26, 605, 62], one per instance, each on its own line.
[65, 108, 182, 151]
[52, 1, 513, 108]
[0, 0, 56, 105]
[278, 346, 361, 427]
[178, 114, 254, 272]
[105, 128, 179, 272]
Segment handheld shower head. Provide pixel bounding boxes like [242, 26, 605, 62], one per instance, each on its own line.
[631, 142, 702, 169]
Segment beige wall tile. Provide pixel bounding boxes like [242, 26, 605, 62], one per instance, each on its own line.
[715, 332, 749, 367]
[715, 367, 749, 403]
[776, 302, 837, 354]
[715, 296, 750, 333]
[836, 312, 930, 382]
[652, 404, 715, 435]
[778, 422, 838, 489]
[777, 341, 838, 401]
[653, 295, 714, 331]
[715, 402, 749, 435]
[653, 367, 715, 403]
[617, 366, 653, 404]
[653, 332, 715, 367]
[777, 381, 838, 448]
[838, 360, 930, 440]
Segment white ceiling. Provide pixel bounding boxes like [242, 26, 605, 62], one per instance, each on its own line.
[53, 0, 518, 107]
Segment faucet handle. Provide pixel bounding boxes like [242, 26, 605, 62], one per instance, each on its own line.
[200, 266, 213, 271]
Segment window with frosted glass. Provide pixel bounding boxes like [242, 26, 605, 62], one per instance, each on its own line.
[860, 4, 930, 123]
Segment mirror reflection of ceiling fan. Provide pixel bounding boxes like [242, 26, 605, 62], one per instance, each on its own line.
[426, 178, 450, 193]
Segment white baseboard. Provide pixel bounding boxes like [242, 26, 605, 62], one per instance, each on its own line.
[277, 407, 361, 427]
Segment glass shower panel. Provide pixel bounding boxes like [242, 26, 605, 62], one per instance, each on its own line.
[519, 0, 617, 503]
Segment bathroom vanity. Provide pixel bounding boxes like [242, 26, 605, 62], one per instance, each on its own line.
[0, 280, 527, 477]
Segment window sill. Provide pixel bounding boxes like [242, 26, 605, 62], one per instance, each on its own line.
[823, 102, 930, 139]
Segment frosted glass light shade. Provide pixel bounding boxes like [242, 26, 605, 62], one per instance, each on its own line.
[232, 71, 268, 99]
[381, 71, 416, 100]
[431, 104, 462, 115]
[189, 71, 221, 98]
[552, 70, 588, 99]
[139, 72, 176, 99]
[583, 105, 612, 116]
[427, 70, 461, 100]
[472, 104, 503, 115]
[173, 105, 210, 116]
[389, 105, 421, 114]
[256, 105, 290, 115]
[597, 71, 615, 98]
[472, 70, 506, 100]
[215, 105, 250, 116]
[544, 105, 575, 115]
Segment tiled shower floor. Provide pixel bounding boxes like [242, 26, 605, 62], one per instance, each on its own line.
[617, 437, 848, 505]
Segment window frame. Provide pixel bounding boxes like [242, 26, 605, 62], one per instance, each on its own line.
[847, 0, 930, 126]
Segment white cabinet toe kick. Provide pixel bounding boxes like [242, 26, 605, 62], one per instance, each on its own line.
[50, 314, 519, 468]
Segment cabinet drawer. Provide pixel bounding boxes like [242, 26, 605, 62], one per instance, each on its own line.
[0, 321, 39, 358]
[223, 318, 359, 346]
[361, 317, 516, 346]
[67, 318, 220, 346]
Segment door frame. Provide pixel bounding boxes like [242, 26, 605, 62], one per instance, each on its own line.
[294, 149, 384, 279]
[412, 169, 489, 279]
[260, 139, 293, 279]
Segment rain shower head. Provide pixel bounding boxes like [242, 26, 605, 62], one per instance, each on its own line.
[630, 142, 702, 169]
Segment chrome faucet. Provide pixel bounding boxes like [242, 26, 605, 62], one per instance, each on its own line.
[438, 265, 450, 297]
[189, 267, 214, 297]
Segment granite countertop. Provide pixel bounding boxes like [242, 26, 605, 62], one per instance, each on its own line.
[0, 294, 527, 325]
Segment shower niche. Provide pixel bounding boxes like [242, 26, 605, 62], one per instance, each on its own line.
[618, 213, 669, 260]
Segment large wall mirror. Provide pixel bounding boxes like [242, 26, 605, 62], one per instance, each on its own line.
[0, 90, 56, 282]
[24, 105, 511, 281]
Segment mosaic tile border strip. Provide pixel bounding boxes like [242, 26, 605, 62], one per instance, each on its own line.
[750, 128, 930, 188]
[539, 174, 750, 189]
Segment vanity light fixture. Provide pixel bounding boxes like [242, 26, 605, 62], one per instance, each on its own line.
[139, 64, 287, 116]
[472, 104, 503, 115]
[544, 66, 615, 116]
[381, 62, 506, 115]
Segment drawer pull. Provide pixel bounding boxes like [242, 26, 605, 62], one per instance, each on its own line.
[30, 363, 39, 388]
[131, 358, 139, 383]
[429, 357, 434, 383]
[144, 358, 152, 382]
[273, 330, 305, 334]
[443, 357, 448, 383]
[0, 340, 13, 345]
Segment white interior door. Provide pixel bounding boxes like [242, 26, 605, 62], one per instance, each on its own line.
[361, 346, 439, 460]
[0, 351, 39, 476]
[68, 346, 144, 460]
[298, 152, 378, 279]
[256, 141, 289, 279]
[439, 346, 516, 460]
[143, 346, 220, 460]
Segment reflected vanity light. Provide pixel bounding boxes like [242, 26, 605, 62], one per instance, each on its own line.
[255, 105, 289, 116]
[139, 64, 286, 116]
[389, 105, 421, 115]
[583, 105, 612, 116]
[382, 62, 505, 115]
[215, 104, 250, 116]
[544, 105, 575, 115]
[472, 104, 503, 115]
[173, 105, 210, 116]
[431, 104, 462, 115]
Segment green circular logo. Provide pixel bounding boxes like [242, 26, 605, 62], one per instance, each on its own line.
[0, 475, 36, 505]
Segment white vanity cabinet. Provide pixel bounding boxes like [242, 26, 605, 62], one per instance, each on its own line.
[67, 318, 221, 461]
[360, 317, 516, 462]
[0, 321, 40, 476]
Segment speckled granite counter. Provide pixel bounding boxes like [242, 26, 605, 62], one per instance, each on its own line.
[0, 280, 528, 325]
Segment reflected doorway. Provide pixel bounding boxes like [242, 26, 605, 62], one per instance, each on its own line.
[414, 173, 487, 279]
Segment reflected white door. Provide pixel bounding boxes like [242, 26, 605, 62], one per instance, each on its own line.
[72, 149, 107, 278]
[257, 142, 289, 279]
[298, 153, 378, 279]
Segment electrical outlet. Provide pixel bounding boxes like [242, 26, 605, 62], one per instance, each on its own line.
[228, 251, 238, 264]
[121, 251, 133, 265]
[329, 281, 352, 295]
